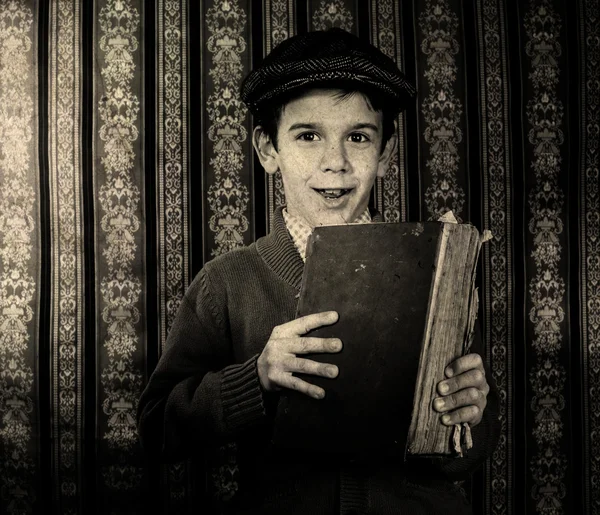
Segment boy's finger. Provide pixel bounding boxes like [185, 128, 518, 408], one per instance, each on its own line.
[433, 387, 485, 413]
[284, 356, 338, 378]
[277, 373, 326, 400]
[283, 311, 339, 336]
[438, 368, 486, 396]
[286, 337, 342, 354]
[445, 353, 484, 378]
[440, 405, 482, 426]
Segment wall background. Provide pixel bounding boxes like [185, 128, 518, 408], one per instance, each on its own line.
[0, 0, 598, 513]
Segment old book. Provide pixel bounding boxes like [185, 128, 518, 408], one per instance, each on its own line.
[271, 221, 484, 458]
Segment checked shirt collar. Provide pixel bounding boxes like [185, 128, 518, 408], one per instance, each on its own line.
[282, 207, 372, 262]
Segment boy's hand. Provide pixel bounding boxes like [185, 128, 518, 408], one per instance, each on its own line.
[433, 353, 490, 427]
[257, 311, 342, 399]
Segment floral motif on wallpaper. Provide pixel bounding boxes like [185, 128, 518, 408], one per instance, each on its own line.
[311, 0, 353, 32]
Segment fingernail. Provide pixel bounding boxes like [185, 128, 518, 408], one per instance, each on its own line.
[315, 390, 325, 399]
[433, 398, 445, 411]
[442, 415, 451, 424]
[327, 366, 338, 378]
[445, 368, 454, 377]
[330, 339, 342, 351]
[439, 383, 449, 394]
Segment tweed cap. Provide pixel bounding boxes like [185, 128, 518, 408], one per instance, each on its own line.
[240, 28, 416, 116]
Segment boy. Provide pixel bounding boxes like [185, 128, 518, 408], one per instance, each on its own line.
[138, 28, 500, 514]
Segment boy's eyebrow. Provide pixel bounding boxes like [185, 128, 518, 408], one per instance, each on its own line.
[287, 122, 380, 132]
[352, 123, 380, 132]
[287, 123, 319, 131]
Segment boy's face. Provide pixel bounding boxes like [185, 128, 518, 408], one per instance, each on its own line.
[254, 88, 396, 228]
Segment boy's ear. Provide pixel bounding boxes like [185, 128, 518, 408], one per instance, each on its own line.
[377, 131, 398, 178]
[252, 126, 279, 175]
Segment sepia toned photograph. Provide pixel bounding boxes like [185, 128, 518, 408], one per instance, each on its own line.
[0, 0, 597, 514]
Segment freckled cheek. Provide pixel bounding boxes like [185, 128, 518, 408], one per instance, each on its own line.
[286, 150, 320, 173]
[348, 150, 379, 169]
[352, 161, 380, 181]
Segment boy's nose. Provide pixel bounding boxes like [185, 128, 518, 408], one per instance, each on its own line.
[320, 142, 348, 173]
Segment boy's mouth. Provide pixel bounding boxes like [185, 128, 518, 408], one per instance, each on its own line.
[313, 188, 352, 200]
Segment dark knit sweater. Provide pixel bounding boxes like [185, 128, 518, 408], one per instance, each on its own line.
[137, 207, 501, 515]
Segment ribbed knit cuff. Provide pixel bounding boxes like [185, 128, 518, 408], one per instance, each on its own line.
[221, 354, 267, 432]
[340, 466, 369, 514]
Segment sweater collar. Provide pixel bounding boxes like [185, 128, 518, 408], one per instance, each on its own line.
[256, 206, 305, 290]
[256, 206, 383, 291]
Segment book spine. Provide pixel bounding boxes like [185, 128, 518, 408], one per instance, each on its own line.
[407, 223, 483, 457]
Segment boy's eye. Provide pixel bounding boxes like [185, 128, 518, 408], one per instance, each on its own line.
[349, 133, 369, 143]
[298, 132, 320, 142]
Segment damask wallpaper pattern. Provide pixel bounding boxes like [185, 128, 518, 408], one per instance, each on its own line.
[156, 0, 192, 510]
[521, 2, 570, 511]
[416, 0, 468, 222]
[93, 0, 146, 511]
[475, 0, 513, 512]
[0, 0, 598, 514]
[580, 0, 600, 508]
[48, 2, 84, 513]
[0, 2, 40, 514]
[370, 0, 409, 223]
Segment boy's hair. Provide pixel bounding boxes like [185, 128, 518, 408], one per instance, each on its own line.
[241, 28, 416, 134]
[255, 83, 398, 153]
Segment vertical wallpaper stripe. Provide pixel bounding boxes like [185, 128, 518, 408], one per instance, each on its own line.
[48, 0, 84, 512]
[94, 0, 146, 511]
[522, 1, 569, 512]
[264, 0, 294, 231]
[414, 0, 467, 221]
[475, 0, 514, 513]
[201, 0, 253, 262]
[264, 0, 295, 55]
[580, 0, 600, 513]
[157, 0, 191, 511]
[157, 0, 190, 352]
[0, 1, 40, 513]
[370, 0, 409, 222]
[200, 1, 253, 505]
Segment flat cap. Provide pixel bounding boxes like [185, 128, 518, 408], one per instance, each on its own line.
[240, 28, 416, 116]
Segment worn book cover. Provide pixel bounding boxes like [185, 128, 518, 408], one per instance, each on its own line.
[271, 221, 482, 459]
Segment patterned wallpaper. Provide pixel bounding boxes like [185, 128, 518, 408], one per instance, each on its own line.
[0, 0, 598, 514]
[48, 1, 83, 511]
[522, 2, 570, 510]
[0, 2, 40, 513]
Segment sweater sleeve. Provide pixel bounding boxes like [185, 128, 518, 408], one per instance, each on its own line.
[137, 267, 270, 462]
